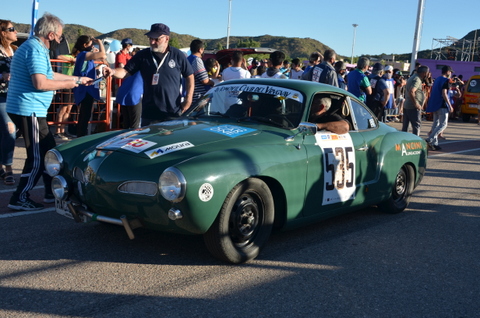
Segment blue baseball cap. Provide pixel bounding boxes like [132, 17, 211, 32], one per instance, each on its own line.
[145, 23, 170, 38]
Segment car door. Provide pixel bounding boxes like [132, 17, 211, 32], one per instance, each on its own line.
[302, 96, 380, 217]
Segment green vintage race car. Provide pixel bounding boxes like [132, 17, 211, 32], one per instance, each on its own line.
[46, 79, 427, 263]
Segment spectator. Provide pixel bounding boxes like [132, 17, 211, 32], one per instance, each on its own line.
[261, 51, 288, 79]
[383, 65, 396, 122]
[104, 23, 194, 125]
[301, 51, 323, 80]
[402, 65, 429, 136]
[393, 70, 406, 120]
[253, 65, 266, 78]
[222, 51, 251, 81]
[425, 65, 454, 151]
[0, 19, 17, 185]
[188, 40, 214, 104]
[334, 61, 347, 90]
[289, 58, 304, 80]
[56, 50, 79, 140]
[366, 63, 388, 121]
[347, 56, 371, 103]
[205, 58, 221, 86]
[280, 60, 290, 78]
[6, 13, 92, 211]
[72, 35, 106, 137]
[310, 49, 339, 87]
[114, 38, 133, 90]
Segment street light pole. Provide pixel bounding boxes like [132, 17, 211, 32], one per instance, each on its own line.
[226, 0, 232, 49]
[351, 24, 358, 64]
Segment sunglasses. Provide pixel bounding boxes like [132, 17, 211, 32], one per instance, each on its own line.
[6, 27, 16, 32]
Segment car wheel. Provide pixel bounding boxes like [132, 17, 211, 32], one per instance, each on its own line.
[379, 165, 415, 214]
[204, 178, 274, 264]
[462, 114, 471, 122]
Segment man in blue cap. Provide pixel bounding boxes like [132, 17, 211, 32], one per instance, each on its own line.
[105, 23, 194, 125]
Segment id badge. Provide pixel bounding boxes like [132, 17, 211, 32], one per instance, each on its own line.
[152, 74, 159, 85]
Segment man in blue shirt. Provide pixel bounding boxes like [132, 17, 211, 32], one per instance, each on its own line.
[425, 65, 454, 150]
[7, 13, 92, 211]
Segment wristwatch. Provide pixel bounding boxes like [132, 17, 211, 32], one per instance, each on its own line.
[75, 77, 82, 84]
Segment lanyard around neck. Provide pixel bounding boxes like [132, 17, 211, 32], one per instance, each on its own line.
[151, 50, 170, 74]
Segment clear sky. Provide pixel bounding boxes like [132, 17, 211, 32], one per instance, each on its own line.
[4, 0, 479, 59]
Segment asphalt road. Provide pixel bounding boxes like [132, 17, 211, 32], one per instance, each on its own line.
[0, 120, 479, 317]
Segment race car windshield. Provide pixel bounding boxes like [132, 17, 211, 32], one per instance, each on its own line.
[187, 84, 304, 129]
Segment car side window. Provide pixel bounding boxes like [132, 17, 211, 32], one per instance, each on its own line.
[349, 98, 377, 130]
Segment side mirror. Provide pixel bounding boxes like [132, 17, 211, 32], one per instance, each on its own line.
[285, 122, 317, 141]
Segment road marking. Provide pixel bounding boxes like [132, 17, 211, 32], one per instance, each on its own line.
[429, 147, 480, 157]
[0, 207, 55, 218]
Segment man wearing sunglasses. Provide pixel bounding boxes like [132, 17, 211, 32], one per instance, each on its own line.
[104, 23, 194, 126]
[6, 13, 92, 211]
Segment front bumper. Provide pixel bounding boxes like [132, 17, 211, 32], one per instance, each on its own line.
[56, 199, 143, 239]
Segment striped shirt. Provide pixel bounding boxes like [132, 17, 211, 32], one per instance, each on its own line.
[6, 36, 54, 117]
[187, 54, 209, 102]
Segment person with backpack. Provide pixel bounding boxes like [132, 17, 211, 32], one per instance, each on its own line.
[366, 63, 389, 122]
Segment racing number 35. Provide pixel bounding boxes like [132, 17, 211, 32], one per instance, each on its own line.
[324, 147, 354, 190]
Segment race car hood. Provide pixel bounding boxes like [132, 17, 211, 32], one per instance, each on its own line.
[94, 120, 263, 160]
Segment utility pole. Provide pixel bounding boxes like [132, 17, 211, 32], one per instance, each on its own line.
[226, 0, 232, 49]
[351, 24, 358, 64]
[409, 0, 426, 74]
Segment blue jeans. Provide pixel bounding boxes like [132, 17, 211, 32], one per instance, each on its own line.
[0, 96, 16, 166]
[427, 108, 449, 146]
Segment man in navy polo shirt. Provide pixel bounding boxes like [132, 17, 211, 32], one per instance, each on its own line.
[105, 23, 194, 125]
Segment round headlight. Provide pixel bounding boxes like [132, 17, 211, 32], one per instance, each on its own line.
[45, 149, 63, 177]
[159, 167, 186, 202]
[52, 176, 69, 200]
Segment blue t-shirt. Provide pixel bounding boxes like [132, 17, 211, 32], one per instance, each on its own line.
[125, 46, 193, 120]
[347, 69, 370, 102]
[6, 36, 54, 117]
[426, 76, 449, 112]
[73, 51, 100, 104]
[116, 71, 143, 106]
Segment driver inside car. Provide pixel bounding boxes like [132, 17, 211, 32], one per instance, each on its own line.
[308, 95, 350, 134]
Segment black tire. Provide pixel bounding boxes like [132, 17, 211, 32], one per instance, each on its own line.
[462, 114, 471, 123]
[204, 178, 274, 264]
[379, 165, 415, 214]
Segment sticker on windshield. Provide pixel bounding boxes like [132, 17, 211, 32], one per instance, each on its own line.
[204, 125, 257, 138]
[144, 141, 194, 159]
[315, 133, 356, 205]
[470, 80, 477, 87]
[210, 84, 303, 103]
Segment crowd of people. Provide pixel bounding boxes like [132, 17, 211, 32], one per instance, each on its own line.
[0, 13, 472, 210]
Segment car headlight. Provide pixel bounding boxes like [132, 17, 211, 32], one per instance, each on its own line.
[159, 167, 186, 202]
[45, 149, 63, 177]
[52, 176, 69, 200]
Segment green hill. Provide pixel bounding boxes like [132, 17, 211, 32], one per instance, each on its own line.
[12, 21, 480, 62]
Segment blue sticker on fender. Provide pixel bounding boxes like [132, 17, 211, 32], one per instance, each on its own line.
[204, 125, 257, 138]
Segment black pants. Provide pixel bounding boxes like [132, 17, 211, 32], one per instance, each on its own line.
[77, 93, 95, 137]
[121, 101, 142, 129]
[8, 113, 55, 202]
